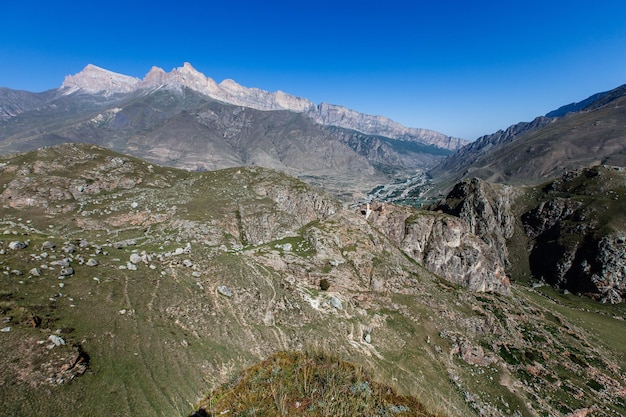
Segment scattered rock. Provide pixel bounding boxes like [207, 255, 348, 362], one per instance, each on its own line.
[329, 296, 343, 310]
[329, 259, 343, 267]
[52, 258, 71, 267]
[8, 241, 28, 250]
[275, 243, 292, 252]
[112, 239, 137, 248]
[48, 334, 66, 346]
[86, 258, 99, 266]
[217, 285, 233, 298]
[129, 253, 143, 264]
[1, 326, 11, 332]
[41, 241, 56, 250]
[62, 243, 77, 254]
[60, 267, 74, 277]
[182, 259, 193, 267]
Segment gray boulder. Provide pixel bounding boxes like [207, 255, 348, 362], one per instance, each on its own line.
[217, 285, 233, 298]
[8, 241, 27, 250]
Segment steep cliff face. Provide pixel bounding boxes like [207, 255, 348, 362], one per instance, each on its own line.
[590, 233, 626, 304]
[520, 167, 626, 303]
[308, 103, 466, 150]
[431, 167, 626, 303]
[431, 178, 517, 268]
[364, 202, 510, 294]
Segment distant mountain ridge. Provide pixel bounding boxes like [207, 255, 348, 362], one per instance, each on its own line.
[427, 82, 626, 193]
[0, 64, 466, 199]
[59, 63, 466, 151]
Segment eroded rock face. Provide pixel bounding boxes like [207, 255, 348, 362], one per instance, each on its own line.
[589, 233, 626, 303]
[434, 168, 626, 303]
[432, 178, 517, 269]
[365, 202, 510, 294]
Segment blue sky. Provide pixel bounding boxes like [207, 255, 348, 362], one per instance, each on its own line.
[1, 1, 625, 140]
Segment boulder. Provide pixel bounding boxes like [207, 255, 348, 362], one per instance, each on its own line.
[8, 241, 27, 250]
[48, 334, 66, 346]
[329, 296, 343, 310]
[217, 285, 233, 298]
[60, 267, 74, 277]
[41, 241, 56, 250]
[129, 253, 143, 264]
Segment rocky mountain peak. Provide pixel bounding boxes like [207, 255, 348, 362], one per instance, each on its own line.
[61, 64, 141, 96]
[143, 66, 167, 85]
[55, 63, 466, 149]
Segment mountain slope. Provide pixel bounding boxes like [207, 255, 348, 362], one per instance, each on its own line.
[428, 83, 626, 194]
[0, 144, 624, 417]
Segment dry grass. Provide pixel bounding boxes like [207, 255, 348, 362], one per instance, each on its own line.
[194, 350, 441, 417]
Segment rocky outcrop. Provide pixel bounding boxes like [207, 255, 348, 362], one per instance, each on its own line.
[519, 167, 626, 302]
[365, 202, 510, 294]
[434, 167, 626, 303]
[589, 233, 626, 303]
[431, 178, 516, 268]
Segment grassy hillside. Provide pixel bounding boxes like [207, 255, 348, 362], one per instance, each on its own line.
[0, 144, 624, 417]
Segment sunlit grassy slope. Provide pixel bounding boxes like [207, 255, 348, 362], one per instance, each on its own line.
[0, 144, 624, 417]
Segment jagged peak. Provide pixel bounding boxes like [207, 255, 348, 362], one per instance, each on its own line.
[146, 66, 166, 75]
[56, 63, 464, 149]
[219, 78, 243, 90]
[174, 62, 206, 79]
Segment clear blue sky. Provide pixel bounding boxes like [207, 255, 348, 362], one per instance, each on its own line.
[1, 1, 625, 140]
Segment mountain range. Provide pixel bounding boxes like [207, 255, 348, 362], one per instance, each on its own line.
[0, 63, 465, 200]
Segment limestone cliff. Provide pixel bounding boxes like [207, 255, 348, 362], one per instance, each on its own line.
[364, 202, 510, 294]
[430, 167, 626, 303]
[431, 178, 517, 268]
